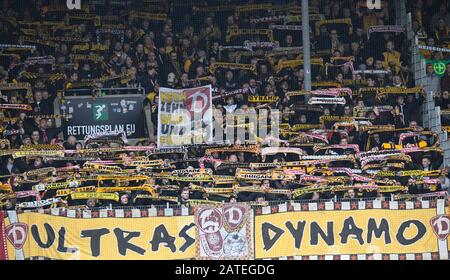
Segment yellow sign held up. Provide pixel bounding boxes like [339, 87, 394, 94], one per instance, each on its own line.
[248, 96, 279, 103]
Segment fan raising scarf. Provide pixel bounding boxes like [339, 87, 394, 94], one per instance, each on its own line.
[367, 25, 405, 39]
[250, 15, 286, 24]
[417, 45, 450, 53]
[308, 97, 346, 105]
[0, 104, 32, 111]
[269, 24, 303, 31]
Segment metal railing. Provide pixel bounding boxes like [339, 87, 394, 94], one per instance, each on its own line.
[12, 195, 448, 213]
[63, 87, 145, 97]
[91, 87, 145, 96]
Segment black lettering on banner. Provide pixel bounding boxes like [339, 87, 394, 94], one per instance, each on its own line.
[340, 217, 364, 245]
[396, 220, 426, 245]
[310, 221, 334, 245]
[149, 224, 176, 252]
[286, 221, 306, 249]
[113, 228, 146, 256]
[367, 218, 392, 244]
[162, 125, 170, 134]
[261, 222, 285, 251]
[31, 223, 55, 248]
[80, 228, 110, 257]
[178, 223, 195, 252]
[58, 227, 78, 253]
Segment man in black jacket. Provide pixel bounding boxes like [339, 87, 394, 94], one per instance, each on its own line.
[394, 95, 410, 128]
[0, 157, 15, 177]
[37, 118, 63, 144]
[63, 136, 78, 150]
[139, 65, 160, 94]
[32, 90, 55, 116]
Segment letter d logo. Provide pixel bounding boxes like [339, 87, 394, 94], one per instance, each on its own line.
[367, 0, 381, 10]
[67, 0, 81, 10]
[5, 223, 28, 250]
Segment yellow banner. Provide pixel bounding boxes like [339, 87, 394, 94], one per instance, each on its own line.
[5, 212, 195, 260]
[2, 205, 448, 260]
[70, 192, 120, 201]
[255, 208, 440, 259]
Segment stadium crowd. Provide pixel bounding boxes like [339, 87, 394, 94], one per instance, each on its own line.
[0, 0, 450, 210]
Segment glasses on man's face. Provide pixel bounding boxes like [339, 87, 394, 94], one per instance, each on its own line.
[32, 134, 39, 137]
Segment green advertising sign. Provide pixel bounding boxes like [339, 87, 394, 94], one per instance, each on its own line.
[426, 60, 450, 77]
[92, 103, 109, 121]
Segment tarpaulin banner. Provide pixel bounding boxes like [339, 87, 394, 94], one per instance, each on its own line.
[195, 203, 254, 260]
[3, 211, 195, 260]
[157, 85, 212, 148]
[62, 95, 147, 140]
[254, 200, 450, 259]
